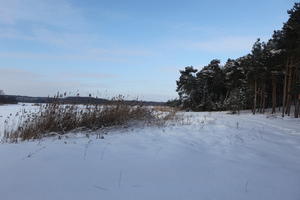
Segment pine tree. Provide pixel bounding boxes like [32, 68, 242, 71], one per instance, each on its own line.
[174, 3, 300, 118]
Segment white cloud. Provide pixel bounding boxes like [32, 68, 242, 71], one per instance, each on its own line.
[0, 0, 84, 27]
[0, 0, 156, 63]
[0, 46, 152, 63]
[0, 0, 96, 51]
[0, 0, 153, 62]
[88, 47, 153, 57]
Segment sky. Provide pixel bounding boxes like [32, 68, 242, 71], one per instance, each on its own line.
[0, 0, 297, 101]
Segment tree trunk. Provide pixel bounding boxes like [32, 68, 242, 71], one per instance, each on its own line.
[253, 80, 257, 115]
[282, 58, 289, 117]
[295, 95, 300, 118]
[262, 85, 266, 113]
[260, 87, 263, 113]
[272, 74, 277, 114]
[256, 87, 260, 113]
[286, 60, 293, 116]
[294, 67, 299, 117]
[257, 88, 260, 113]
[237, 89, 240, 114]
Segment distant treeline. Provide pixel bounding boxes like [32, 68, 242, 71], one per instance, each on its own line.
[173, 3, 300, 118]
[0, 95, 165, 106]
[0, 95, 18, 104]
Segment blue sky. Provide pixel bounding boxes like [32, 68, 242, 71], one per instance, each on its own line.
[0, 0, 296, 101]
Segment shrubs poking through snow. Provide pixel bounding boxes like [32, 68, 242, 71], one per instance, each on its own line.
[3, 96, 177, 142]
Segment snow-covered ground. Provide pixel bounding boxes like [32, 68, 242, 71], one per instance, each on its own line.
[0, 104, 300, 200]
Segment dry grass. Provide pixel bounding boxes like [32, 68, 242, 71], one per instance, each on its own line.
[153, 106, 179, 112]
[3, 96, 176, 142]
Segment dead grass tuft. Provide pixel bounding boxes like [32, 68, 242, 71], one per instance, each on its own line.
[3, 96, 177, 142]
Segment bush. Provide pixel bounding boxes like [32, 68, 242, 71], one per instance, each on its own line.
[3, 96, 175, 142]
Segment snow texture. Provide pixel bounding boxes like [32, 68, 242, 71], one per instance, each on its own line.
[0, 104, 300, 200]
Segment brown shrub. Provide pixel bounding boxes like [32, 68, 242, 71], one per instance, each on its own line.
[4, 96, 176, 142]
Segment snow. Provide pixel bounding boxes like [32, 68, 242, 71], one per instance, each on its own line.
[270, 49, 283, 55]
[0, 104, 300, 200]
[0, 103, 39, 138]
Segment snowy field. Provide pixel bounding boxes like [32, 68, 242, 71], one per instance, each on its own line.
[0, 103, 300, 200]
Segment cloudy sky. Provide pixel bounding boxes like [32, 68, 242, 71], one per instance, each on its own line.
[0, 0, 296, 101]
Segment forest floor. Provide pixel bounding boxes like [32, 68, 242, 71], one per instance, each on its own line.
[0, 103, 300, 200]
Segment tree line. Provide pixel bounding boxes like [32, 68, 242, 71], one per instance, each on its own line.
[173, 3, 300, 118]
[0, 90, 18, 104]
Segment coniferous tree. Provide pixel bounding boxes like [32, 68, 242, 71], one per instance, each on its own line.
[174, 3, 300, 118]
